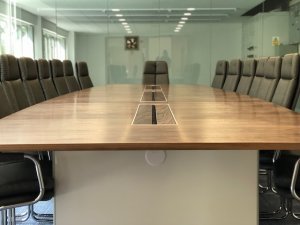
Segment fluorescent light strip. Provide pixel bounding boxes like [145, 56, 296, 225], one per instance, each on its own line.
[187, 8, 195, 11]
[119, 18, 126, 21]
[184, 13, 191, 16]
[179, 21, 185, 24]
[181, 17, 188, 20]
[115, 14, 123, 17]
[177, 24, 183, 27]
[112, 9, 120, 12]
[122, 22, 128, 25]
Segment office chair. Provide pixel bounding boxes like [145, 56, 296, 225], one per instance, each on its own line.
[76, 61, 94, 89]
[37, 59, 58, 100]
[18, 57, 45, 105]
[0, 54, 30, 111]
[63, 60, 80, 92]
[156, 61, 169, 84]
[50, 59, 70, 95]
[143, 61, 156, 85]
[211, 60, 228, 89]
[236, 59, 256, 95]
[248, 57, 268, 98]
[272, 53, 299, 108]
[256, 57, 282, 102]
[222, 59, 242, 92]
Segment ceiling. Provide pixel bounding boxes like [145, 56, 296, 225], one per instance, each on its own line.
[16, 0, 265, 35]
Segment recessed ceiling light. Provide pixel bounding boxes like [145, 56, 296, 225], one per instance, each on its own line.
[174, 30, 180, 32]
[122, 22, 128, 25]
[181, 17, 188, 20]
[184, 13, 191, 16]
[179, 21, 186, 24]
[177, 24, 183, 27]
[176, 27, 181, 30]
[115, 14, 123, 17]
[112, 9, 120, 12]
[119, 18, 126, 22]
[124, 25, 130, 28]
[187, 8, 195, 11]
[125, 28, 131, 31]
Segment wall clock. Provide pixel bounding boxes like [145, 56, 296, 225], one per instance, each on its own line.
[125, 36, 139, 50]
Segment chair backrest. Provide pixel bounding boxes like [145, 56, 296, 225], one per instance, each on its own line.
[156, 61, 169, 84]
[51, 59, 69, 95]
[0, 54, 30, 111]
[236, 59, 256, 95]
[37, 59, 58, 100]
[256, 56, 281, 102]
[272, 54, 299, 108]
[18, 57, 45, 105]
[248, 57, 268, 97]
[211, 60, 228, 89]
[222, 59, 242, 91]
[76, 61, 94, 89]
[143, 61, 156, 85]
[63, 60, 80, 92]
[0, 83, 15, 118]
[143, 61, 169, 85]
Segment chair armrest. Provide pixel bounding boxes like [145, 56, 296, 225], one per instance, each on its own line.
[291, 158, 300, 201]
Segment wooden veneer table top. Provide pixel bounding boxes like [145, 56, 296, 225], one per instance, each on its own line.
[0, 84, 300, 151]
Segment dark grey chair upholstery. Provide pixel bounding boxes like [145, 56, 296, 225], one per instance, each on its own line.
[0, 84, 14, 117]
[236, 59, 256, 95]
[76, 61, 94, 89]
[63, 60, 80, 92]
[18, 57, 45, 105]
[0, 54, 30, 111]
[212, 60, 228, 89]
[256, 57, 281, 102]
[143, 61, 156, 85]
[248, 57, 268, 97]
[156, 61, 169, 84]
[222, 59, 242, 92]
[143, 61, 169, 85]
[50, 59, 69, 95]
[272, 54, 299, 108]
[37, 59, 58, 100]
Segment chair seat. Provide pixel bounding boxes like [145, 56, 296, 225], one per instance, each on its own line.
[0, 159, 54, 205]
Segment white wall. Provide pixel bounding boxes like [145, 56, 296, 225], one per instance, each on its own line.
[242, 12, 290, 58]
[75, 22, 243, 86]
[75, 33, 106, 85]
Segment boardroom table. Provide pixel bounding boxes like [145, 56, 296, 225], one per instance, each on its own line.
[0, 84, 300, 225]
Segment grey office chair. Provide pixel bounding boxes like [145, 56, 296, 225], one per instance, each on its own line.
[18, 57, 45, 105]
[0, 54, 30, 111]
[222, 59, 242, 92]
[211, 60, 228, 89]
[256, 57, 282, 102]
[248, 57, 268, 98]
[50, 59, 70, 95]
[156, 61, 169, 84]
[76, 61, 94, 89]
[63, 60, 80, 92]
[272, 53, 299, 108]
[143, 61, 156, 85]
[37, 59, 58, 100]
[236, 59, 256, 95]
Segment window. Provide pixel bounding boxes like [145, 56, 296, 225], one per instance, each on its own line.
[0, 14, 34, 57]
[43, 29, 66, 60]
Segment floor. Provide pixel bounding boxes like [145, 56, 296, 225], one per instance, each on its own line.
[259, 174, 300, 225]
[0, 199, 53, 225]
